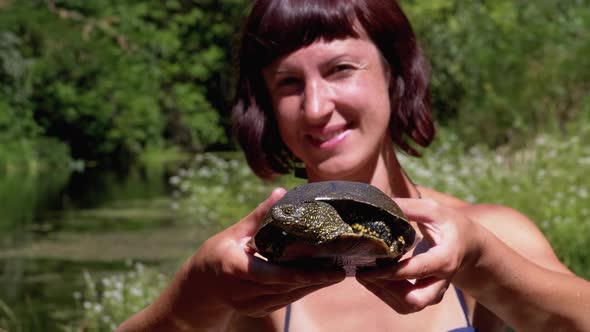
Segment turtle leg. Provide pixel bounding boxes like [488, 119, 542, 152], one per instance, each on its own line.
[349, 220, 393, 246]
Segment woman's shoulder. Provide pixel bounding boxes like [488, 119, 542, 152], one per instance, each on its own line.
[415, 186, 470, 208]
[417, 186, 535, 233]
[418, 186, 570, 273]
[418, 185, 537, 229]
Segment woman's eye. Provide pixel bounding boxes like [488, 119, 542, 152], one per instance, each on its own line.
[336, 64, 353, 71]
[277, 77, 299, 87]
[273, 77, 302, 95]
[330, 64, 355, 76]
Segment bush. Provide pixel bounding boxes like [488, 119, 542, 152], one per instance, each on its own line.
[169, 128, 590, 278]
[405, 0, 590, 146]
[401, 125, 590, 277]
[74, 127, 589, 325]
[169, 152, 303, 230]
[72, 261, 169, 331]
[0, 0, 250, 165]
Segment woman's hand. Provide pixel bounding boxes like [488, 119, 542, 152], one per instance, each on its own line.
[191, 187, 346, 318]
[118, 188, 345, 331]
[355, 198, 481, 314]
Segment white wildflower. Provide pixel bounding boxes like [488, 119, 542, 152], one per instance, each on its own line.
[130, 287, 144, 297]
[169, 176, 181, 185]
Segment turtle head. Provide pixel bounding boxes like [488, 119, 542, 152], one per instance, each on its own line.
[270, 204, 302, 224]
[269, 201, 351, 243]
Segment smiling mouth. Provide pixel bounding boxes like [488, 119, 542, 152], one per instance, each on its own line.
[306, 126, 351, 146]
[309, 129, 346, 142]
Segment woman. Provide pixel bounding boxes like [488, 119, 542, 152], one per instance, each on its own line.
[119, 1, 590, 331]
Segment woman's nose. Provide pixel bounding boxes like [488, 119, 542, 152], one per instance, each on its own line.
[301, 79, 334, 122]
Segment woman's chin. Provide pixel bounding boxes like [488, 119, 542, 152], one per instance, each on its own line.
[307, 156, 367, 182]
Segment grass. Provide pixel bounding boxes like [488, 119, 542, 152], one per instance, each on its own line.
[70, 124, 590, 329]
[0, 138, 72, 175]
[168, 127, 590, 277]
[169, 152, 303, 230]
[67, 262, 169, 332]
[401, 126, 590, 277]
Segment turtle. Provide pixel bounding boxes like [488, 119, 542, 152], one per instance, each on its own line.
[252, 181, 416, 274]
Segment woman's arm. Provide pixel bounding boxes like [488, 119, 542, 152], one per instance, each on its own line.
[356, 199, 590, 331]
[117, 259, 235, 331]
[453, 205, 590, 331]
[118, 188, 345, 331]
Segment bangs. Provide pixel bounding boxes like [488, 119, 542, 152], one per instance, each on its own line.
[234, 0, 434, 178]
[246, 0, 360, 67]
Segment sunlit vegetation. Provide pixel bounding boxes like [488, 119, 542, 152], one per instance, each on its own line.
[73, 126, 589, 329]
[71, 262, 169, 332]
[169, 127, 590, 279]
[0, 0, 588, 330]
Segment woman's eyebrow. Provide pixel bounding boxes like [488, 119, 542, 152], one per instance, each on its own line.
[273, 67, 294, 75]
[323, 54, 363, 66]
[267, 50, 366, 77]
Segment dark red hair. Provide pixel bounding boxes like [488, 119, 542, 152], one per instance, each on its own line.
[232, 0, 434, 179]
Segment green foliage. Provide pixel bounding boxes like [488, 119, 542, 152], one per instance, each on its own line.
[0, 0, 249, 165]
[67, 130, 589, 326]
[0, 138, 71, 174]
[0, 299, 19, 332]
[170, 128, 590, 278]
[401, 125, 590, 278]
[0, 31, 40, 141]
[169, 152, 302, 229]
[404, 0, 590, 146]
[71, 262, 169, 331]
[2, 0, 588, 165]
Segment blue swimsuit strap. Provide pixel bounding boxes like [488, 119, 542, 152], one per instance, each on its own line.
[448, 287, 477, 332]
[284, 302, 292, 332]
[454, 287, 472, 327]
[283, 288, 474, 332]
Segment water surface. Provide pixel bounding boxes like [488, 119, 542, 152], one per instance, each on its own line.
[0, 164, 204, 330]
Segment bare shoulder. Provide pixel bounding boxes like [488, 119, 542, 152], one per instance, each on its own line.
[461, 203, 560, 268]
[416, 186, 470, 208]
[419, 186, 570, 273]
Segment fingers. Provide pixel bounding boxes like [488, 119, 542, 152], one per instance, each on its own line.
[233, 187, 287, 236]
[228, 273, 340, 298]
[358, 247, 453, 281]
[393, 198, 444, 225]
[395, 249, 457, 280]
[234, 282, 335, 317]
[353, 199, 469, 314]
[357, 276, 450, 314]
[244, 254, 346, 285]
[357, 278, 410, 312]
[201, 244, 344, 317]
[220, 241, 345, 286]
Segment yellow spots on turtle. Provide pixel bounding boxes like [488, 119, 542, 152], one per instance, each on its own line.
[397, 235, 405, 246]
[351, 223, 381, 238]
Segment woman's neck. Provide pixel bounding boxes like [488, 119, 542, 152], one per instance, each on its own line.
[369, 143, 420, 199]
[306, 140, 420, 199]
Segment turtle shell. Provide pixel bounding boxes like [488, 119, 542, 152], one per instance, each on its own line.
[253, 181, 416, 274]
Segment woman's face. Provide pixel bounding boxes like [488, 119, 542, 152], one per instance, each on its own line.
[262, 36, 393, 179]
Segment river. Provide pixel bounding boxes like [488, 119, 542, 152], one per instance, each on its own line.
[0, 163, 204, 331]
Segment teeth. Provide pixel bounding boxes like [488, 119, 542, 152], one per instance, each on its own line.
[311, 129, 344, 142]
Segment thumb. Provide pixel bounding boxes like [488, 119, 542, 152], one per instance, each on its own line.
[232, 187, 287, 236]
